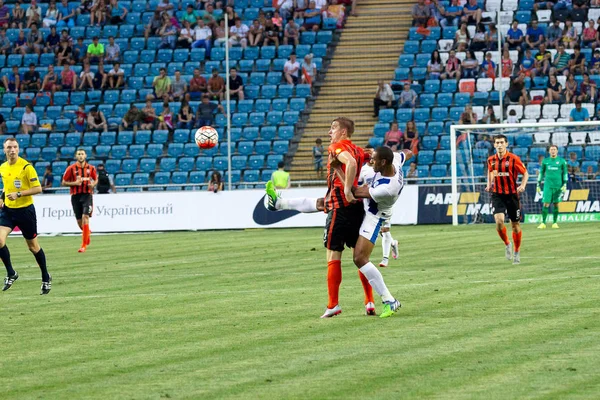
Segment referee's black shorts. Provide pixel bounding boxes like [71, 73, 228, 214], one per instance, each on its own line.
[491, 193, 521, 222]
[71, 193, 94, 220]
[323, 202, 365, 252]
[0, 204, 38, 240]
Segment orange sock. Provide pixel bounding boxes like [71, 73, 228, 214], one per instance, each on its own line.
[497, 226, 510, 245]
[82, 224, 90, 247]
[358, 270, 374, 304]
[327, 260, 342, 309]
[512, 230, 522, 252]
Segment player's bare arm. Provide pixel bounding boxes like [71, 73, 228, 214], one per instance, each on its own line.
[485, 170, 494, 192]
[351, 185, 371, 199]
[6, 186, 42, 200]
[518, 170, 529, 193]
[401, 149, 414, 161]
[336, 150, 357, 202]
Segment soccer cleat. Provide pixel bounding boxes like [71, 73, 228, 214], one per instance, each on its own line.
[379, 257, 389, 267]
[78, 246, 86, 253]
[264, 181, 280, 211]
[391, 240, 399, 259]
[552, 223, 559, 229]
[380, 299, 401, 319]
[40, 275, 52, 295]
[505, 242, 513, 261]
[365, 302, 376, 316]
[320, 304, 342, 318]
[513, 252, 521, 265]
[2, 272, 18, 291]
[537, 223, 547, 229]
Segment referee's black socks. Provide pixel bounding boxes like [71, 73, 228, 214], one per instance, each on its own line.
[0, 245, 15, 276]
[34, 248, 50, 282]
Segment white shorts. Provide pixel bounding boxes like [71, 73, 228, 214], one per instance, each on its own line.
[359, 213, 386, 244]
[382, 219, 391, 229]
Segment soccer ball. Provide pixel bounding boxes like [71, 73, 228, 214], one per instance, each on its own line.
[195, 126, 219, 149]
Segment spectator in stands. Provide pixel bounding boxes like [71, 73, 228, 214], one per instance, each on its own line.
[263, 19, 280, 47]
[57, 0, 75, 28]
[581, 19, 598, 48]
[570, 101, 590, 121]
[403, 120, 418, 153]
[2, 65, 20, 93]
[196, 94, 223, 127]
[461, 50, 479, 79]
[78, 0, 94, 16]
[90, 0, 107, 26]
[470, 23, 487, 51]
[171, 70, 187, 101]
[87, 36, 104, 64]
[455, 22, 469, 52]
[192, 19, 212, 53]
[145, 11, 163, 39]
[506, 108, 518, 123]
[158, 103, 173, 131]
[41, 64, 58, 94]
[534, 43, 552, 76]
[13, 29, 28, 55]
[22, 63, 41, 92]
[141, 100, 156, 130]
[284, 53, 300, 85]
[501, 49, 514, 77]
[0, 29, 10, 55]
[60, 29, 73, 46]
[284, 19, 300, 46]
[552, 44, 571, 75]
[506, 20, 524, 50]
[73, 37, 87, 63]
[26, 0, 42, 28]
[180, 4, 197, 25]
[301, 54, 317, 91]
[313, 138, 324, 176]
[105, 36, 120, 63]
[208, 171, 223, 193]
[412, 0, 430, 27]
[157, 0, 175, 16]
[590, 50, 600, 75]
[120, 103, 142, 132]
[293, 0, 309, 19]
[567, 152, 579, 171]
[60, 63, 77, 90]
[153, 68, 171, 100]
[545, 74, 564, 104]
[177, 100, 195, 129]
[248, 19, 264, 47]
[21, 104, 37, 134]
[43, 2, 59, 28]
[459, 105, 477, 125]
[189, 69, 207, 100]
[87, 107, 108, 132]
[0, 1, 8, 28]
[11, 2, 25, 29]
[229, 17, 249, 48]
[462, 0, 482, 25]
[569, 45, 587, 75]
[108, 0, 127, 24]
[373, 80, 394, 117]
[398, 83, 417, 109]
[584, 165, 599, 180]
[546, 19, 563, 49]
[441, 50, 461, 80]
[384, 122, 402, 151]
[272, 162, 291, 189]
[506, 73, 529, 105]
[224, 6, 238, 28]
[574, 0, 589, 9]
[579, 73, 596, 102]
[440, 0, 462, 28]
[45, 26, 61, 53]
[213, 19, 227, 47]
[523, 20, 545, 51]
[202, 3, 218, 29]
[302, 1, 322, 32]
[427, 50, 443, 79]
[159, 19, 177, 49]
[93, 63, 108, 89]
[207, 69, 225, 101]
[562, 17, 577, 49]
[27, 23, 44, 55]
[42, 165, 54, 193]
[565, 73, 579, 102]
[74, 104, 86, 132]
[406, 162, 418, 182]
[480, 107, 499, 124]
[177, 20, 194, 49]
[519, 49, 536, 77]
[486, 23, 499, 51]
[228, 67, 244, 100]
[108, 62, 125, 89]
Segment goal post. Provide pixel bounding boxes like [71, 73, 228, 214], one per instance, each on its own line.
[450, 120, 600, 226]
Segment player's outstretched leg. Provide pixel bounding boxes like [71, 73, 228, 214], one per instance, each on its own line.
[494, 214, 512, 261]
[552, 202, 560, 229]
[358, 270, 376, 315]
[264, 181, 281, 211]
[511, 221, 522, 265]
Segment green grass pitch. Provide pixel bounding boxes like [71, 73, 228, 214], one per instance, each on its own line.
[1, 224, 599, 399]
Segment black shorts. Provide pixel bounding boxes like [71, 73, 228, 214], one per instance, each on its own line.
[0, 204, 38, 240]
[491, 193, 521, 222]
[323, 202, 365, 252]
[71, 193, 93, 220]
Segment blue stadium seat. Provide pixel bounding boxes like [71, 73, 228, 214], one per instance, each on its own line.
[243, 127, 259, 140]
[430, 164, 448, 178]
[515, 136, 533, 147]
[31, 134, 47, 147]
[105, 159, 121, 174]
[449, 107, 463, 122]
[50, 133, 67, 147]
[439, 136, 451, 150]
[278, 126, 294, 140]
[512, 147, 528, 160]
[369, 137, 384, 148]
[154, 172, 170, 185]
[139, 158, 157, 173]
[15, 134, 29, 148]
[416, 53, 430, 68]
[454, 93, 470, 107]
[585, 146, 600, 161]
[172, 129, 189, 143]
[441, 80, 457, 93]
[128, 144, 145, 159]
[403, 40, 419, 54]
[118, 131, 134, 145]
[567, 145, 583, 160]
[243, 169, 259, 183]
[153, 130, 169, 143]
[424, 80, 441, 93]
[231, 155, 247, 170]
[135, 130, 151, 145]
[396, 109, 413, 123]
[177, 157, 194, 171]
[250, 72, 265, 85]
[267, 111, 283, 125]
[398, 54, 414, 68]
[414, 108, 430, 122]
[213, 156, 227, 170]
[278, 84, 294, 98]
[147, 144, 163, 158]
[236, 141, 254, 156]
[272, 141, 289, 155]
[421, 137, 439, 151]
[248, 155, 264, 169]
[373, 123, 389, 138]
[26, 148, 42, 161]
[419, 94, 435, 109]
[172, 171, 188, 184]
[133, 173, 150, 185]
[121, 159, 138, 173]
[432, 107, 449, 121]
[115, 173, 132, 186]
[582, 160, 598, 172]
[189, 170, 206, 184]
[196, 157, 212, 171]
[266, 155, 283, 170]
[283, 111, 299, 125]
[395, 68, 409, 81]
[290, 98, 306, 112]
[379, 109, 395, 123]
[167, 143, 184, 157]
[253, 141, 269, 155]
[112, 145, 128, 159]
[436, 150, 451, 164]
[52, 161, 68, 176]
[418, 150, 434, 164]
[95, 145, 111, 158]
[473, 149, 489, 162]
[190, 48, 206, 62]
[301, 32, 316, 44]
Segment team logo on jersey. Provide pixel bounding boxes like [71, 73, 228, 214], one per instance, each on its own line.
[505, 161, 510, 168]
[13, 179, 21, 189]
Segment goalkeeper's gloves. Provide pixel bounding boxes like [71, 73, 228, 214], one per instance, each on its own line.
[536, 184, 541, 194]
[561, 184, 567, 194]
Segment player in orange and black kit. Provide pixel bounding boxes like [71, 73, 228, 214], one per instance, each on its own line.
[486, 134, 529, 265]
[62, 149, 97, 253]
[321, 117, 375, 318]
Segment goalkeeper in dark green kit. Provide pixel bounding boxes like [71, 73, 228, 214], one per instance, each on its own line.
[537, 144, 568, 229]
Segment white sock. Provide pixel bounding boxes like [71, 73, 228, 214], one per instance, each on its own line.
[359, 262, 394, 302]
[381, 231, 392, 259]
[280, 198, 319, 213]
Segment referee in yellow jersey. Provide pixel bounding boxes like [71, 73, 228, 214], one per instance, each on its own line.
[0, 138, 51, 295]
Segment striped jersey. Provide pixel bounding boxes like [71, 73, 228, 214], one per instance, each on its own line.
[324, 139, 368, 212]
[487, 151, 527, 195]
[363, 152, 407, 219]
[62, 162, 98, 195]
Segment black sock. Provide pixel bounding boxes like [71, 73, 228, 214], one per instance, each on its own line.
[34, 248, 50, 282]
[0, 245, 15, 276]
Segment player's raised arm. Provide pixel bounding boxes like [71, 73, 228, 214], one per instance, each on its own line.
[401, 149, 413, 161]
[336, 150, 357, 202]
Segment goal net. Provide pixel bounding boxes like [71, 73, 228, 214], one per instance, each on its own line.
[449, 121, 600, 226]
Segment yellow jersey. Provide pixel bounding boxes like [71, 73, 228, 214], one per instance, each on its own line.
[0, 157, 40, 208]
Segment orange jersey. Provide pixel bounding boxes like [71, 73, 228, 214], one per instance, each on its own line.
[63, 162, 97, 195]
[324, 139, 368, 212]
[487, 151, 527, 195]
